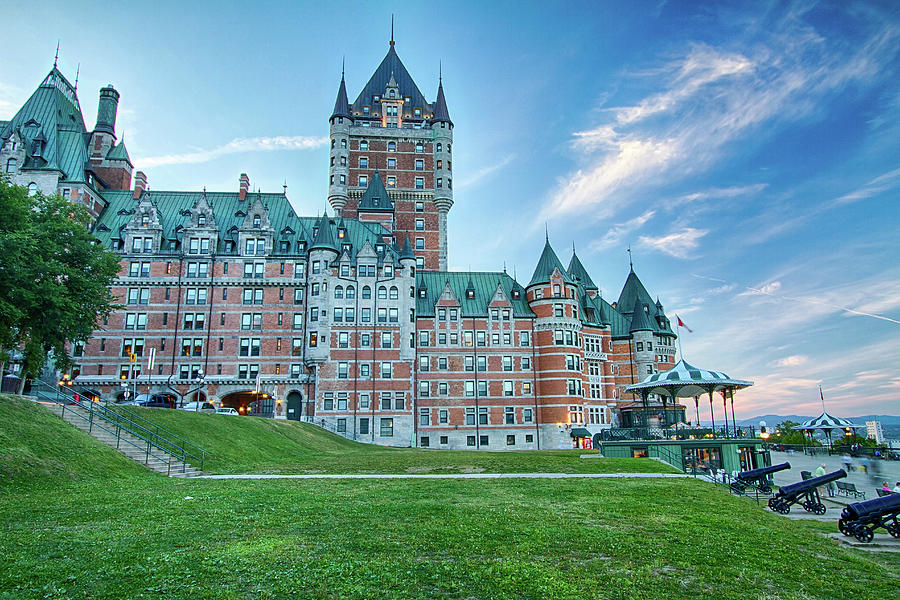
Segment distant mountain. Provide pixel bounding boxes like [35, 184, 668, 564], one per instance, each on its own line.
[735, 414, 900, 426]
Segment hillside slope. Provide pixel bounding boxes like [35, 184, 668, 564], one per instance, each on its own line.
[0, 395, 147, 484]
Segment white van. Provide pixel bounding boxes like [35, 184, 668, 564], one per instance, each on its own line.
[215, 407, 240, 416]
[179, 401, 216, 414]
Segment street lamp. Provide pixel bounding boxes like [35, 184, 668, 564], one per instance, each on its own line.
[189, 371, 205, 411]
[120, 381, 128, 403]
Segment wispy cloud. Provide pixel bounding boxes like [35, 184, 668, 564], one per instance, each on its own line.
[668, 183, 768, 210]
[831, 166, 900, 206]
[773, 355, 808, 368]
[587, 210, 655, 252]
[638, 227, 709, 259]
[139, 135, 328, 168]
[457, 154, 515, 190]
[539, 11, 900, 224]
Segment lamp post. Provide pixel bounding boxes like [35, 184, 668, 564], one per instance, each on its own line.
[187, 371, 205, 410]
[120, 381, 128, 403]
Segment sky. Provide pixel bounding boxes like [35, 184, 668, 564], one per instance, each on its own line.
[2, 0, 898, 419]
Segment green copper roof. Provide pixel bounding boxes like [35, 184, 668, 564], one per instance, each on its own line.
[416, 271, 534, 318]
[310, 213, 339, 252]
[106, 140, 131, 165]
[0, 68, 90, 183]
[529, 238, 573, 286]
[616, 267, 655, 316]
[567, 250, 597, 289]
[629, 299, 654, 332]
[399, 234, 415, 260]
[357, 171, 394, 212]
[93, 189, 394, 259]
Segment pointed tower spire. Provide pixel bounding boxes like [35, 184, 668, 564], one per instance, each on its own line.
[54, 40, 59, 69]
[331, 67, 351, 120]
[391, 14, 395, 46]
[432, 72, 452, 125]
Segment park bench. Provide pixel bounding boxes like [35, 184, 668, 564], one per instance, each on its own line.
[800, 470, 812, 481]
[836, 481, 865, 499]
[876, 489, 895, 498]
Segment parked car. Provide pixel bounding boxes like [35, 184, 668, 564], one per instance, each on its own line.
[215, 407, 240, 416]
[180, 401, 216, 414]
[138, 394, 175, 409]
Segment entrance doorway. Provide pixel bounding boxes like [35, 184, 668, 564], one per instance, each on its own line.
[286, 391, 303, 421]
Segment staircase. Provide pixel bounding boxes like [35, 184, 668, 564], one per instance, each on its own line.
[45, 403, 202, 477]
[30, 380, 208, 478]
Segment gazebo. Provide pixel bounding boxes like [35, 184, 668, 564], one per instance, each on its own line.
[799, 411, 865, 446]
[625, 359, 753, 437]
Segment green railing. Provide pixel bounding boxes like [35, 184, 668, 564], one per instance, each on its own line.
[29, 379, 208, 474]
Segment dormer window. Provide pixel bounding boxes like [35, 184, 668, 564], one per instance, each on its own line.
[373, 95, 380, 102]
[198, 215, 206, 227]
[372, 198, 379, 206]
[389, 90, 396, 98]
[418, 288, 426, 298]
[512, 289, 520, 299]
[337, 228, 345, 239]
[142, 215, 150, 227]
[252, 215, 261, 228]
[414, 108, 421, 117]
[297, 241, 306, 252]
[467, 290, 475, 299]
[363, 106, 370, 115]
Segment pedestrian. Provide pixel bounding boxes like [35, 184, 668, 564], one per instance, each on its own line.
[841, 454, 853, 472]
[814, 463, 833, 497]
[893, 482, 900, 494]
[881, 482, 892, 493]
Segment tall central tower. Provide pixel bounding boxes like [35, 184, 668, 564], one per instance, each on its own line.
[328, 39, 453, 271]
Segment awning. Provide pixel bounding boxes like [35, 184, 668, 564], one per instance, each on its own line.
[571, 428, 592, 439]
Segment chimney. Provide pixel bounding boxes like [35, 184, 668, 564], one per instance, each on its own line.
[133, 171, 147, 199]
[239, 173, 250, 201]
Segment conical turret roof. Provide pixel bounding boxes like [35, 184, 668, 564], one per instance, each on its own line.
[431, 79, 452, 125]
[629, 299, 653, 332]
[351, 43, 431, 116]
[529, 237, 573, 287]
[331, 74, 351, 120]
[617, 266, 654, 317]
[399, 234, 415, 261]
[310, 213, 338, 253]
[106, 140, 132, 165]
[567, 250, 597, 289]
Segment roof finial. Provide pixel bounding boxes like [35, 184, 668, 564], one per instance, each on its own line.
[627, 245, 633, 269]
[74, 63, 80, 90]
[390, 14, 395, 46]
[341, 56, 345, 79]
[819, 385, 826, 412]
[503, 261, 507, 273]
[53, 40, 60, 69]
[545, 223, 549, 243]
[572, 240, 576, 255]
[283, 180, 288, 195]
[439, 61, 442, 84]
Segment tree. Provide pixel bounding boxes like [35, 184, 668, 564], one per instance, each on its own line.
[768, 420, 820, 446]
[0, 176, 121, 384]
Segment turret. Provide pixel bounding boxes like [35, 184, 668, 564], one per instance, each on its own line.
[432, 76, 453, 271]
[328, 73, 352, 216]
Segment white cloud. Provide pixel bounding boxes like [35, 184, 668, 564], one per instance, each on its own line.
[668, 183, 768, 210]
[457, 154, 515, 190]
[539, 14, 900, 225]
[138, 135, 328, 168]
[831, 166, 900, 206]
[638, 227, 709, 259]
[587, 210, 655, 252]
[774, 355, 808, 367]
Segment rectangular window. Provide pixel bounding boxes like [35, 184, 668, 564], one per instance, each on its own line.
[520, 332, 530, 346]
[419, 408, 430, 426]
[465, 381, 475, 397]
[503, 356, 513, 371]
[415, 177, 424, 189]
[359, 418, 369, 435]
[418, 356, 429, 372]
[381, 393, 392, 410]
[380, 418, 393, 437]
[505, 406, 516, 424]
[380, 362, 392, 379]
[336, 418, 347, 433]
[467, 436, 476, 447]
[338, 362, 349, 379]
[418, 331, 429, 347]
[438, 357, 448, 370]
[524, 408, 533, 423]
[504, 381, 514, 396]
[415, 219, 425, 231]
[419, 382, 430, 398]
[414, 158, 424, 171]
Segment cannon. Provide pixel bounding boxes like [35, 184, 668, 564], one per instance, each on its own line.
[838, 493, 900, 543]
[730, 462, 791, 494]
[767, 469, 846, 515]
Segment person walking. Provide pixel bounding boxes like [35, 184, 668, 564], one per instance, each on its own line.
[841, 454, 853, 472]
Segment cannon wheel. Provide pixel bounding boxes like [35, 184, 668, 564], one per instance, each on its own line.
[813, 503, 827, 516]
[888, 521, 900, 538]
[838, 518, 851, 536]
[776, 504, 790, 515]
[854, 527, 874, 543]
[768, 498, 778, 510]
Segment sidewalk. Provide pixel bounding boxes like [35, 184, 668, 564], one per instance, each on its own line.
[769, 450, 900, 498]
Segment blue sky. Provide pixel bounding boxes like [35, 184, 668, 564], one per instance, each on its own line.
[2, 0, 898, 418]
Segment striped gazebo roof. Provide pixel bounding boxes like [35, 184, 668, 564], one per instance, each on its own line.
[800, 411, 864, 431]
[625, 359, 753, 398]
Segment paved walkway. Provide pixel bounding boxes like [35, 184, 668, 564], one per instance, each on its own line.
[769, 450, 900, 497]
[198, 472, 693, 480]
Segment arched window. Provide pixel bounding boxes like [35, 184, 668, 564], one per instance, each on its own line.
[387, 142, 396, 152]
[334, 285, 343, 299]
[377, 286, 387, 300]
[389, 286, 399, 300]
[346, 285, 356, 299]
[198, 215, 206, 227]
[436, 143, 442, 153]
[5, 158, 17, 173]
[362, 286, 371, 299]
[252, 215, 261, 228]
[389, 89, 396, 98]
[27, 182, 37, 197]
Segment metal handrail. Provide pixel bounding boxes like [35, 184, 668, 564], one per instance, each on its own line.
[31, 380, 207, 472]
[105, 402, 209, 461]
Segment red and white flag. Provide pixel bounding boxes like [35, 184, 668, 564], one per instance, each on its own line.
[676, 314, 693, 333]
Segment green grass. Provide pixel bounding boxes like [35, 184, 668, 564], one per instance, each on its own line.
[2, 395, 897, 599]
[107, 405, 673, 475]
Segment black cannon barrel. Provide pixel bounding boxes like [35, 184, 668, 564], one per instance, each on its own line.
[844, 493, 900, 520]
[775, 469, 847, 499]
[737, 462, 791, 482]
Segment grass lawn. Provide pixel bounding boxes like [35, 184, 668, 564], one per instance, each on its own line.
[2, 395, 897, 599]
[107, 404, 673, 475]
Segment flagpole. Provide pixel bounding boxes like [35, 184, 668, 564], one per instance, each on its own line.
[677, 322, 684, 361]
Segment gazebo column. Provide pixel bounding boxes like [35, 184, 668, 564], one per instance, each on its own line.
[729, 389, 737, 437]
[661, 394, 668, 428]
[693, 396, 700, 428]
[722, 391, 729, 439]
[707, 389, 716, 436]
